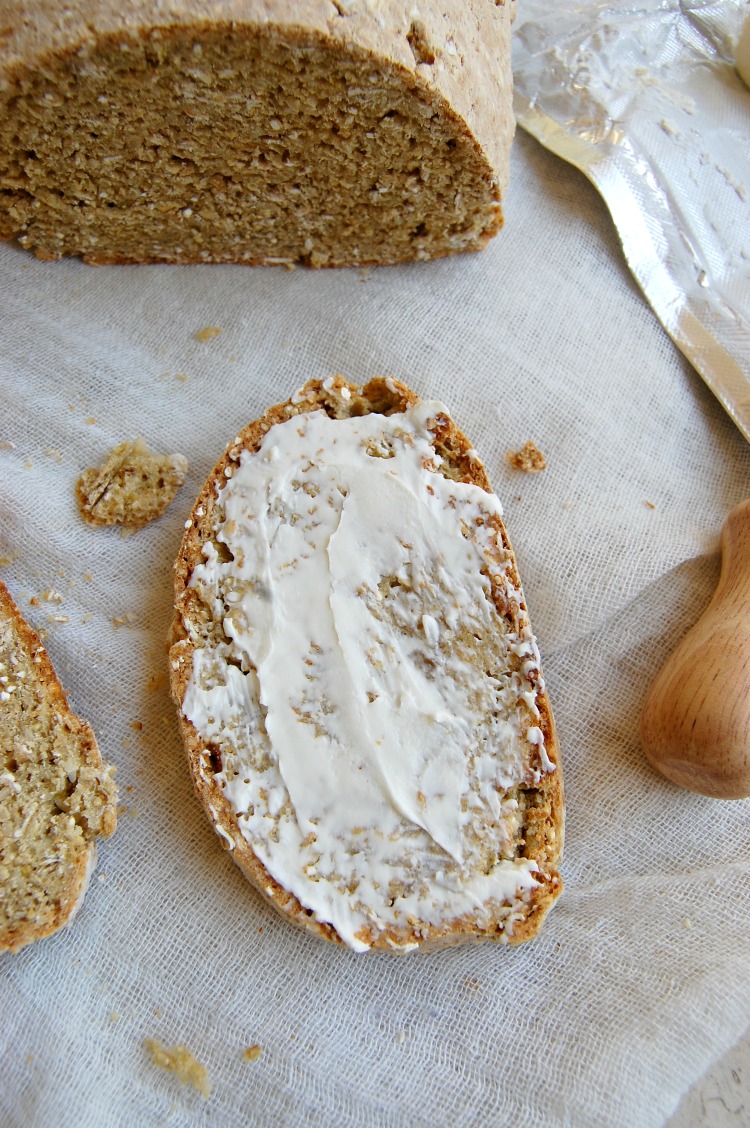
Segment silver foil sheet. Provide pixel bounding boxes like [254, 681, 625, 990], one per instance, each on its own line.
[513, 0, 750, 440]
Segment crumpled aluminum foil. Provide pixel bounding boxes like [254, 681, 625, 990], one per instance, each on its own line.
[513, 0, 750, 441]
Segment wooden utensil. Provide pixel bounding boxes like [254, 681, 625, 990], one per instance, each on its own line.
[640, 499, 750, 799]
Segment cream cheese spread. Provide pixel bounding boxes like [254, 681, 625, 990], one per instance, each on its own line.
[182, 401, 551, 951]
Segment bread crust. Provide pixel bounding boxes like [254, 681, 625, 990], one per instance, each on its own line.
[0, 580, 117, 953]
[170, 377, 563, 952]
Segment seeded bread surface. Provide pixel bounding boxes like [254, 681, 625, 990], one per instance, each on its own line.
[0, 580, 117, 953]
[170, 377, 563, 952]
[76, 438, 188, 529]
[0, 0, 514, 266]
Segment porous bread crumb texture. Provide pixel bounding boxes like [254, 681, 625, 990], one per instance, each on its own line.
[145, 1038, 212, 1099]
[506, 441, 546, 474]
[77, 438, 188, 529]
[169, 375, 563, 953]
[0, 3, 511, 266]
[0, 580, 117, 954]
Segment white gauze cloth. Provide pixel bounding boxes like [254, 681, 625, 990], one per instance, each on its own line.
[0, 127, 748, 1127]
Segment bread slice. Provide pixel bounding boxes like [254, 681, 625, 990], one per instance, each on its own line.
[0, 580, 117, 953]
[76, 438, 188, 529]
[0, 0, 513, 266]
[170, 376, 563, 952]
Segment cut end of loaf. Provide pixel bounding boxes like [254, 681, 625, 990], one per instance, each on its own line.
[0, 581, 117, 954]
[0, 18, 507, 267]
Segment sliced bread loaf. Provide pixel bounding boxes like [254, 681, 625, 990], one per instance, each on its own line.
[170, 377, 563, 952]
[0, 0, 514, 266]
[0, 580, 117, 953]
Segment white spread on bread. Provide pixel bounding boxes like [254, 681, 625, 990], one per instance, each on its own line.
[181, 403, 552, 951]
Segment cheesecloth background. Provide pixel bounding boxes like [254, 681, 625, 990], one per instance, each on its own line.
[1, 123, 749, 1126]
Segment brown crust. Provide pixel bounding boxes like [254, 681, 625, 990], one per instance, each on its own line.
[169, 377, 563, 951]
[0, 579, 117, 953]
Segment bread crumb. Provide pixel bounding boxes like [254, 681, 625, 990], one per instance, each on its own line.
[195, 326, 222, 342]
[645, 499, 656, 509]
[505, 441, 546, 473]
[145, 1039, 212, 1098]
[76, 439, 188, 530]
[130, 720, 143, 731]
[110, 1012, 119, 1023]
[85, 418, 97, 425]
[243, 1044, 262, 1062]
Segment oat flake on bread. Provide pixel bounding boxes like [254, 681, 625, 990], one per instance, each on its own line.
[0, 0, 514, 266]
[169, 377, 563, 953]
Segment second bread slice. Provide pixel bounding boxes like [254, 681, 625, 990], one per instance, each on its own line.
[0, 581, 117, 953]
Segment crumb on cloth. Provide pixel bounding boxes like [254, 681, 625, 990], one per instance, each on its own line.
[243, 1044, 262, 1062]
[145, 1038, 212, 1098]
[194, 326, 222, 342]
[76, 439, 188, 529]
[505, 441, 546, 474]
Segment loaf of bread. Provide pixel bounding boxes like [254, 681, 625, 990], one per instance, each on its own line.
[0, 580, 117, 953]
[170, 376, 563, 952]
[0, 0, 514, 266]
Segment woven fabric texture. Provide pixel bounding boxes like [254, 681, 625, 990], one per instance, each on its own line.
[1, 129, 749, 1127]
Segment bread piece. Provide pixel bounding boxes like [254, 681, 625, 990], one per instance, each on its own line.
[0, 580, 117, 953]
[506, 440, 547, 473]
[170, 376, 563, 953]
[0, 0, 514, 267]
[77, 438, 188, 529]
[144, 1039, 212, 1099]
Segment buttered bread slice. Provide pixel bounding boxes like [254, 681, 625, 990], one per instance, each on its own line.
[0, 581, 117, 953]
[170, 377, 562, 952]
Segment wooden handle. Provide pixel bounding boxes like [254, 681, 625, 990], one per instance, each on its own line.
[640, 499, 750, 799]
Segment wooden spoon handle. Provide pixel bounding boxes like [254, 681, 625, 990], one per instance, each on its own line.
[640, 499, 750, 799]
